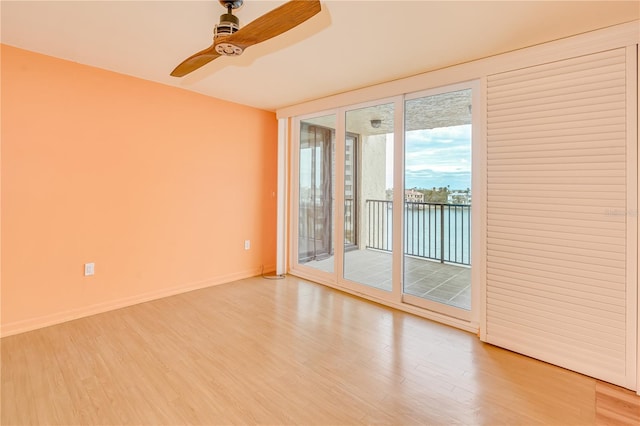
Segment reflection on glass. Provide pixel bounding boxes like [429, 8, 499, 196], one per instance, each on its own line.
[343, 103, 394, 291]
[403, 89, 472, 310]
[298, 115, 336, 273]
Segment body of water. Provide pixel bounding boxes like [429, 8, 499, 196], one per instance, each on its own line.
[366, 201, 471, 265]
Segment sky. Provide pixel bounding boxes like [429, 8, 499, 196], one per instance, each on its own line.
[387, 124, 471, 190]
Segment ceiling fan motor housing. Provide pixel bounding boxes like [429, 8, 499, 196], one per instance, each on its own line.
[213, 12, 243, 56]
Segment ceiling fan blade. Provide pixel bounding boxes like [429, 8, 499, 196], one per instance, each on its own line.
[170, 45, 221, 77]
[225, 0, 321, 50]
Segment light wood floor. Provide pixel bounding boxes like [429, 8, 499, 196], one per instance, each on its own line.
[2, 275, 639, 425]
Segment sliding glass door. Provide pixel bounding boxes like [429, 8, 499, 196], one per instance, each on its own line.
[402, 87, 473, 319]
[291, 82, 478, 324]
[297, 115, 336, 274]
[342, 101, 395, 292]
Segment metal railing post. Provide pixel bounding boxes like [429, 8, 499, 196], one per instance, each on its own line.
[440, 204, 445, 263]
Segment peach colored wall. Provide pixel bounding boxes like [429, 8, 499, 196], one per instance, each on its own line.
[1, 45, 278, 335]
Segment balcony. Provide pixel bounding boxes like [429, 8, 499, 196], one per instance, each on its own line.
[305, 200, 471, 310]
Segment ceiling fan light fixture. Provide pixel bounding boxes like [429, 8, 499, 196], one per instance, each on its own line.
[215, 42, 243, 56]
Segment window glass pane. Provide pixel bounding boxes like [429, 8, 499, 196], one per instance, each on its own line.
[403, 89, 472, 310]
[298, 115, 336, 273]
[343, 103, 394, 291]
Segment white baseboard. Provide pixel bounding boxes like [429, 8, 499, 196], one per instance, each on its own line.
[1, 267, 264, 338]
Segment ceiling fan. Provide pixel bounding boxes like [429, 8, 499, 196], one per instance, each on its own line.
[171, 0, 321, 77]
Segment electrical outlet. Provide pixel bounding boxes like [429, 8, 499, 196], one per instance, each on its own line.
[84, 262, 95, 276]
[244, 240, 251, 250]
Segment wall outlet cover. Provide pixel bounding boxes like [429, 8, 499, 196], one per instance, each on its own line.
[84, 262, 95, 276]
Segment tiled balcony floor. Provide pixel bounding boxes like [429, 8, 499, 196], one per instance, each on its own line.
[304, 249, 471, 310]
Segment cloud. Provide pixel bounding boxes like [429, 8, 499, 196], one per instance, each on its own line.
[404, 125, 471, 181]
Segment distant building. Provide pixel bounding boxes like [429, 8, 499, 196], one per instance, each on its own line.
[448, 191, 471, 205]
[405, 189, 424, 203]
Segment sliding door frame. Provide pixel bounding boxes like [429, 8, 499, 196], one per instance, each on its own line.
[400, 80, 483, 324]
[336, 96, 405, 304]
[290, 110, 338, 283]
[289, 91, 483, 330]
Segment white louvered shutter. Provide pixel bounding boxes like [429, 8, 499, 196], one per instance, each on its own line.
[485, 48, 632, 386]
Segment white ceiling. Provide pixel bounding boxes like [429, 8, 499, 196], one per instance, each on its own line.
[2, 1, 638, 111]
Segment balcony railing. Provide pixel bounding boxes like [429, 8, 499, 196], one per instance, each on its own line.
[366, 200, 471, 266]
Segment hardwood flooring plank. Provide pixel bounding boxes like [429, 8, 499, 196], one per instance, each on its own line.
[596, 381, 640, 426]
[1, 275, 637, 425]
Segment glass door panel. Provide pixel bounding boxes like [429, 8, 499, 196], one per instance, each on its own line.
[343, 103, 395, 291]
[298, 115, 336, 273]
[403, 89, 472, 312]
